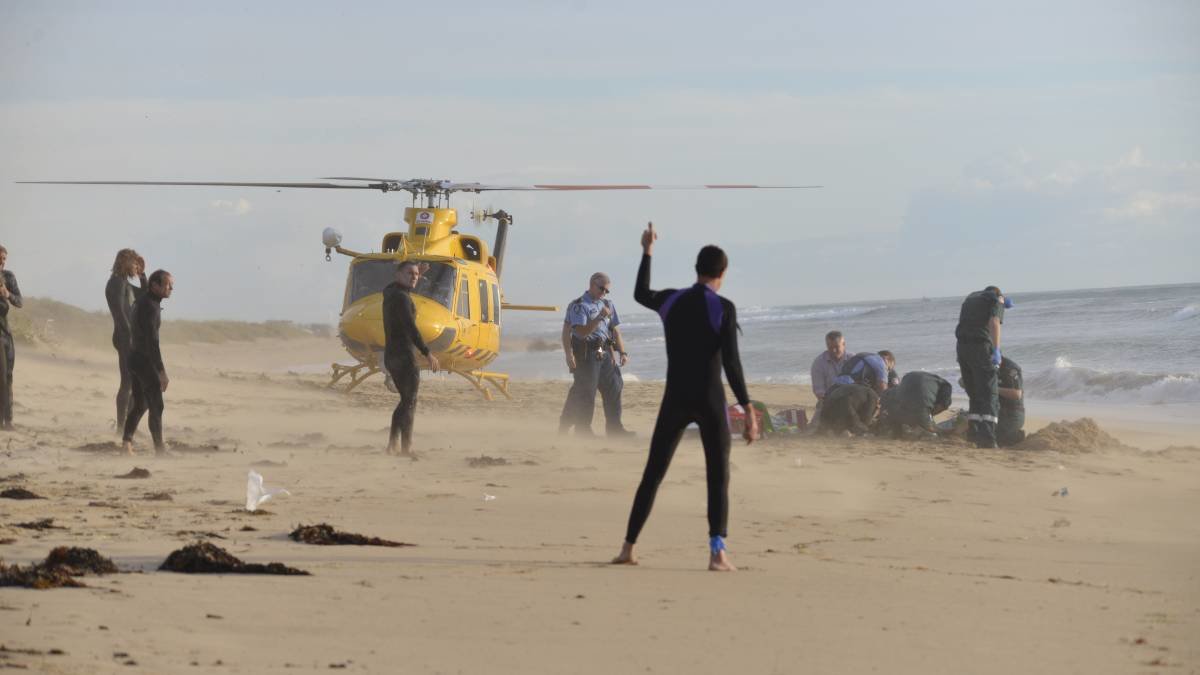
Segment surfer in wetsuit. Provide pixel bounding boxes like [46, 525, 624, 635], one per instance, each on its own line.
[122, 269, 173, 455]
[382, 261, 439, 457]
[0, 244, 22, 431]
[105, 249, 147, 429]
[613, 222, 758, 572]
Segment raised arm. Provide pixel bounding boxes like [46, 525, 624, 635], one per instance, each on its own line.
[720, 301, 751, 407]
[634, 222, 674, 311]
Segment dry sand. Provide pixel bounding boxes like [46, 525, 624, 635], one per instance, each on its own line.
[1, 337, 1197, 673]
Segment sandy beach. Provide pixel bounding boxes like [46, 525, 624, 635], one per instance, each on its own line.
[1, 335, 1197, 674]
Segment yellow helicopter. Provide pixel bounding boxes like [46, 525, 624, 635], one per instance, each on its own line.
[19, 177, 820, 398]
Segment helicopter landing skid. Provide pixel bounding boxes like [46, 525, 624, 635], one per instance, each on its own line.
[328, 362, 380, 393]
[453, 370, 512, 401]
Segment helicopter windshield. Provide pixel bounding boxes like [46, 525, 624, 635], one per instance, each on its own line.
[412, 262, 457, 309]
[347, 259, 458, 309]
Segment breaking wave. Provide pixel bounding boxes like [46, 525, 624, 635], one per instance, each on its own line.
[1026, 358, 1200, 404]
[738, 305, 887, 324]
[1173, 304, 1198, 321]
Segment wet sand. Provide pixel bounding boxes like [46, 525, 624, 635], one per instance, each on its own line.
[1, 337, 1197, 673]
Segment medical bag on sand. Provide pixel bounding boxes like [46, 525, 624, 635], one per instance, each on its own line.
[772, 407, 808, 430]
[728, 401, 773, 436]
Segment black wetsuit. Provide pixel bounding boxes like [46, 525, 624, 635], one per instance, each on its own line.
[996, 357, 1025, 447]
[382, 282, 430, 453]
[122, 292, 166, 451]
[878, 372, 952, 437]
[819, 384, 878, 435]
[955, 288, 1005, 447]
[622, 254, 750, 544]
[0, 269, 22, 426]
[106, 274, 146, 426]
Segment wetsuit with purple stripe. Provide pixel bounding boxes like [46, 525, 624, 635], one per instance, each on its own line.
[622, 253, 751, 544]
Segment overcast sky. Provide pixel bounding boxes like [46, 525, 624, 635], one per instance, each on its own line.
[1, 0, 1196, 324]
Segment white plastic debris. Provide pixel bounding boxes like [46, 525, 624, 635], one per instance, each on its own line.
[246, 470, 290, 511]
[483, 494, 497, 502]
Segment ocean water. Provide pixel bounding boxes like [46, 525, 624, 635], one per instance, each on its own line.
[494, 283, 1200, 407]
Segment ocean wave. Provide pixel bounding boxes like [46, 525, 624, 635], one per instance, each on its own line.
[1172, 304, 1198, 321]
[738, 305, 887, 324]
[1026, 360, 1200, 404]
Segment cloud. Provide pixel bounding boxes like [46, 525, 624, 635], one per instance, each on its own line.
[210, 198, 252, 216]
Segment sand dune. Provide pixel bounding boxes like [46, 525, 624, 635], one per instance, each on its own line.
[0, 337, 1197, 673]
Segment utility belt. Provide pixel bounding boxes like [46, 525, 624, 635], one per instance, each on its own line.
[572, 335, 616, 362]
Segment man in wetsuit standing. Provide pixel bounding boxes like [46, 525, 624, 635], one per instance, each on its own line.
[955, 285, 1010, 448]
[106, 249, 147, 429]
[0, 245, 23, 431]
[122, 269, 173, 455]
[382, 261, 439, 457]
[613, 222, 758, 572]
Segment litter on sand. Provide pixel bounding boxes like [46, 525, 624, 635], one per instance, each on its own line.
[245, 470, 289, 512]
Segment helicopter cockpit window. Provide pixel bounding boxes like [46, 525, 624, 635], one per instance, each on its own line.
[457, 278, 470, 318]
[491, 283, 501, 325]
[349, 260, 397, 304]
[461, 238, 481, 261]
[412, 262, 458, 310]
[477, 279, 490, 324]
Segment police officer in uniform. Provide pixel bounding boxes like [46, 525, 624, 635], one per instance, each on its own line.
[558, 272, 633, 438]
[954, 285, 1011, 448]
[996, 356, 1025, 447]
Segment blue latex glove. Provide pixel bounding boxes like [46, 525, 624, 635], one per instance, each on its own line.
[992, 347, 1002, 367]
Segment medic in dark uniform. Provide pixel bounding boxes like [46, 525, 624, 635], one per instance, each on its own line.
[954, 285, 1012, 448]
[996, 356, 1025, 447]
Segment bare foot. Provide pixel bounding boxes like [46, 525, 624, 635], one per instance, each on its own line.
[708, 549, 737, 572]
[399, 449, 420, 461]
[123, 440, 136, 456]
[611, 541, 638, 565]
[384, 444, 397, 456]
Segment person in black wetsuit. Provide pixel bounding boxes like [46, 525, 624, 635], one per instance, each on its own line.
[105, 249, 147, 429]
[0, 245, 23, 431]
[613, 222, 758, 572]
[122, 269, 173, 455]
[382, 261, 440, 457]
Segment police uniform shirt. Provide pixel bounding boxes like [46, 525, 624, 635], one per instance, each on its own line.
[566, 292, 620, 343]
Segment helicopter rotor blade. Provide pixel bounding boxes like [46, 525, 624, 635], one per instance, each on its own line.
[460, 183, 823, 191]
[17, 180, 380, 190]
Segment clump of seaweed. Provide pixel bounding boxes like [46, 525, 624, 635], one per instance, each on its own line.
[289, 523, 414, 548]
[0, 546, 118, 589]
[159, 541, 309, 575]
[1, 487, 45, 500]
[467, 455, 509, 468]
